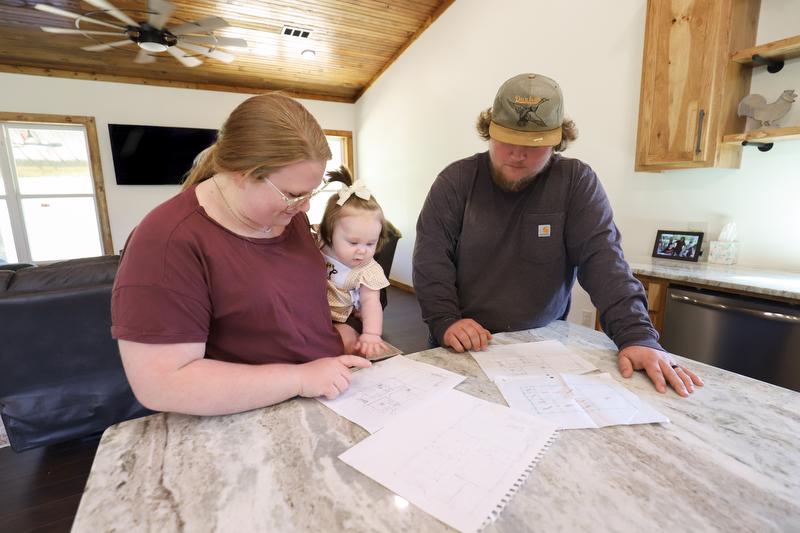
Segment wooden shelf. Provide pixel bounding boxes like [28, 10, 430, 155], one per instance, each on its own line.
[722, 126, 800, 144]
[731, 34, 800, 65]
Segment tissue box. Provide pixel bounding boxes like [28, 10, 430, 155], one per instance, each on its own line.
[708, 241, 738, 265]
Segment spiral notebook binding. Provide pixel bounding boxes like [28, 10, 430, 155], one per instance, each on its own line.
[477, 430, 560, 532]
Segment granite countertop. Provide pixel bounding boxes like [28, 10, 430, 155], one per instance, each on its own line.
[71, 322, 800, 532]
[627, 258, 800, 301]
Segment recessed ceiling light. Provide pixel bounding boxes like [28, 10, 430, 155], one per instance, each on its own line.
[301, 49, 316, 58]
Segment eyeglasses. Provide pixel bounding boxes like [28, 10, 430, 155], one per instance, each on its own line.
[264, 177, 329, 209]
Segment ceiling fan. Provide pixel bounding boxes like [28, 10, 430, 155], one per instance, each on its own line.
[34, 0, 249, 67]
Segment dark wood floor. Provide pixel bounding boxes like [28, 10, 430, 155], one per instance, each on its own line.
[382, 285, 432, 353]
[0, 286, 429, 533]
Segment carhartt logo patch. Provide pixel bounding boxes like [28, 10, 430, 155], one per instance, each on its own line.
[538, 224, 551, 237]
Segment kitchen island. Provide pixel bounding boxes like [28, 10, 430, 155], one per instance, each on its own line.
[71, 321, 800, 532]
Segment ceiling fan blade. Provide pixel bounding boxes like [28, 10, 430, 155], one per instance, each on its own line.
[83, 0, 139, 27]
[134, 49, 157, 64]
[82, 39, 133, 52]
[41, 27, 124, 36]
[180, 35, 248, 48]
[147, 0, 175, 30]
[169, 16, 230, 35]
[167, 46, 202, 67]
[34, 4, 124, 30]
[178, 42, 235, 63]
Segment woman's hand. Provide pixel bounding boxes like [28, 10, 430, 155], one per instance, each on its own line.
[355, 333, 388, 358]
[296, 355, 371, 399]
[618, 345, 704, 397]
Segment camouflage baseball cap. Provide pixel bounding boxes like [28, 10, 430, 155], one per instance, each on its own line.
[489, 73, 564, 147]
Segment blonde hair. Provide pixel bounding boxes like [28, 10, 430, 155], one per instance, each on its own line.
[319, 166, 399, 252]
[475, 107, 578, 152]
[182, 92, 331, 190]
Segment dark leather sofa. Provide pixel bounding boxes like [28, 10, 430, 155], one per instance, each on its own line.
[0, 255, 151, 452]
[0, 230, 402, 452]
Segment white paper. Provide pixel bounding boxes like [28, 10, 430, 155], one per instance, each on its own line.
[339, 389, 558, 533]
[496, 374, 597, 429]
[470, 340, 597, 381]
[498, 373, 669, 429]
[317, 356, 465, 433]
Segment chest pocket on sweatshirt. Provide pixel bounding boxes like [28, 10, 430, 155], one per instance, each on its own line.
[521, 212, 565, 263]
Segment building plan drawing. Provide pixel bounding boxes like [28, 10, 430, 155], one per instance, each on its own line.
[497, 372, 669, 429]
[317, 355, 465, 433]
[339, 389, 558, 533]
[470, 340, 597, 381]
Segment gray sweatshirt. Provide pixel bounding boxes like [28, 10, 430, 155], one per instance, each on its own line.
[412, 151, 661, 351]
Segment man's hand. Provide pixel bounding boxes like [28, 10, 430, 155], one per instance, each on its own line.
[618, 345, 704, 397]
[443, 318, 492, 352]
[296, 355, 371, 400]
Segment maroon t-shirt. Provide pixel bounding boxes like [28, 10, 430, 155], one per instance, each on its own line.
[111, 184, 344, 364]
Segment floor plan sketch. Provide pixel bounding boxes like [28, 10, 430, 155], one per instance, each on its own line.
[339, 390, 558, 533]
[471, 340, 597, 381]
[318, 356, 465, 433]
[498, 373, 669, 429]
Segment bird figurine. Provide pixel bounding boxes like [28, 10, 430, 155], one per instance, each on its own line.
[737, 90, 797, 127]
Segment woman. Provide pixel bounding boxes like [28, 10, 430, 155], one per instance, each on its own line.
[111, 93, 369, 416]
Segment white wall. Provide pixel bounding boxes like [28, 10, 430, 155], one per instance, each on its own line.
[0, 73, 355, 251]
[355, 0, 800, 325]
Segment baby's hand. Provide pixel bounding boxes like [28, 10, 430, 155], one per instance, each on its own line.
[355, 333, 388, 358]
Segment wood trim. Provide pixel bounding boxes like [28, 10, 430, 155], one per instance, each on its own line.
[713, 0, 759, 169]
[323, 129, 355, 175]
[323, 130, 353, 137]
[0, 64, 356, 104]
[82, 117, 114, 254]
[343, 133, 354, 176]
[354, 0, 455, 101]
[0, 111, 114, 255]
[389, 278, 415, 293]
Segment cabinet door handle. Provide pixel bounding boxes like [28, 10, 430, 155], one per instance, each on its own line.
[695, 109, 705, 154]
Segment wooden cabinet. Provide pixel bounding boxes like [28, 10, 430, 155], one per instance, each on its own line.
[635, 275, 669, 333]
[635, 0, 760, 171]
[593, 274, 668, 335]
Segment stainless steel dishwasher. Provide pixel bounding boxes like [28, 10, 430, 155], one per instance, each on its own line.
[660, 285, 800, 391]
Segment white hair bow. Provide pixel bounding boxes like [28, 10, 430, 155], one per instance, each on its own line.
[336, 179, 372, 206]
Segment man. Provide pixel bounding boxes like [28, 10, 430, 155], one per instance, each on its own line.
[413, 73, 702, 397]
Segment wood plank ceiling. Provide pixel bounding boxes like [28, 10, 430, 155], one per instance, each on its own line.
[0, 0, 453, 102]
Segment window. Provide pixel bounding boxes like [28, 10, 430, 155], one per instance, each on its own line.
[307, 130, 354, 224]
[0, 113, 112, 264]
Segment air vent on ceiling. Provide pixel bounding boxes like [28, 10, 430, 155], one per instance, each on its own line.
[281, 25, 312, 39]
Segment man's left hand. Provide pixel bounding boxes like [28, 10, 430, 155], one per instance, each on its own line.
[618, 345, 704, 397]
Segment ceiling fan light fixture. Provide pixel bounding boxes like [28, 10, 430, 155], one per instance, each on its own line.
[301, 49, 316, 58]
[138, 41, 169, 52]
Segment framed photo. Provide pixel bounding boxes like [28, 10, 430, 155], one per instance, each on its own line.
[652, 230, 704, 262]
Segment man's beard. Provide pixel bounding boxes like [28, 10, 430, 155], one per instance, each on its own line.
[489, 153, 554, 192]
[490, 167, 538, 192]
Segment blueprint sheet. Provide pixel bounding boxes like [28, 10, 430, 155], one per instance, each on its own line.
[470, 340, 597, 381]
[497, 372, 669, 429]
[339, 389, 558, 533]
[318, 355, 465, 433]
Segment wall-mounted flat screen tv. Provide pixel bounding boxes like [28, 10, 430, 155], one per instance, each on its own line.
[108, 124, 217, 185]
